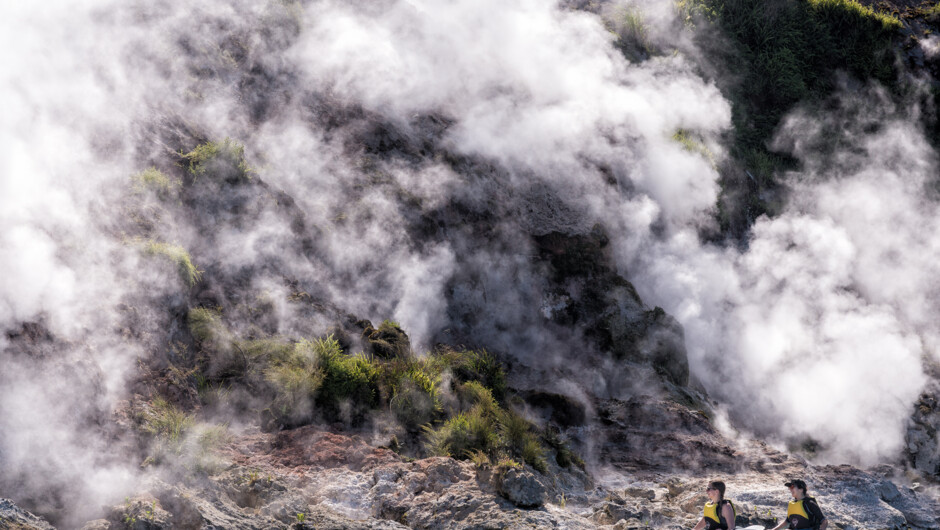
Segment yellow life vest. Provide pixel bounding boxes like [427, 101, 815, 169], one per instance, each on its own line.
[704, 501, 721, 524]
[786, 499, 813, 528]
[704, 499, 735, 529]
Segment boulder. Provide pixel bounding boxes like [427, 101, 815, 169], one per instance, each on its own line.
[497, 468, 546, 508]
[0, 498, 54, 530]
[906, 384, 940, 476]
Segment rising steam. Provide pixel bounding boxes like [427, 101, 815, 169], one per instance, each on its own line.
[1, 0, 937, 523]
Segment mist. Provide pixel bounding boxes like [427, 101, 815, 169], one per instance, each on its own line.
[1, 0, 938, 523]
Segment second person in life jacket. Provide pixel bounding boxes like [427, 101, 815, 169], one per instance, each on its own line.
[693, 480, 735, 530]
[771, 479, 828, 530]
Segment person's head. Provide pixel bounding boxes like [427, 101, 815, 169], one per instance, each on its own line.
[706, 481, 725, 502]
[785, 479, 807, 499]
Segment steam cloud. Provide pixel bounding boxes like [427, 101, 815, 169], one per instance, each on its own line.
[1, 0, 938, 522]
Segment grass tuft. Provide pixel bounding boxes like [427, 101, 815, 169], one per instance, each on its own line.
[264, 340, 325, 426]
[182, 138, 253, 182]
[316, 337, 380, 420]
[132, 167, 179, 197]
[188, 307, 225, 344]
[672, 129, 717, 169]
[142, 240, 202, 286]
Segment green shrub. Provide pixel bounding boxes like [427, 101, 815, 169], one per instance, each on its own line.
[140, 397, 195, 464]
[389, 361, 443, 430]
[264, 341, 324, 425]
[316, 337, 379, 419]
[143, 397, 195, 445]
[191, 423, 231, 473]
[187, 309, 258, 380]
[140, 398, 230, 472]
[182, 138, 253, 182]
[362, 319, 412, 359]
[421, 380, 550, 472]
[606, 6, 653, 60]
[438, 348, 507, 402]
[543, 428, 583, 469]
[235, 337, 296, 365]
[672, 129, 716, 169]
[423, 406, 501, 458]
[456, 380, 498, 413]
[521, 437, 547, 473]
[131, 167, 179, 198]
[142, 240, 202, 287]
[498, 408, 547, 473]
[188, 307, 225, 344]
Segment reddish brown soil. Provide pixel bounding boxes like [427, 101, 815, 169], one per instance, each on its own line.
[223, 425, 401, 475]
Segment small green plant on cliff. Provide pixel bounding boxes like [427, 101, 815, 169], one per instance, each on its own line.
[140, 397, 195, 464]
[141, 239, 202, 287]
[188, 307, 224, 344]
[672, 129, 717, 170]
[192, 423, 231, 473]
[144, 397, 195, 446]
[422, 381, 549, 472]
[182, 138, 253, 181]
[131, 167, 179, 198]
[264, 339, 325, 425]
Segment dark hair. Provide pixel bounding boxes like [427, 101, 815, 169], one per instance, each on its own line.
[708, 481, 726, 501]
[785, 479, 807, 495]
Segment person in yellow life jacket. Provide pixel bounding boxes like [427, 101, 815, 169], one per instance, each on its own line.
[693, 481, 735, 530]
[770, 479, 828, 530]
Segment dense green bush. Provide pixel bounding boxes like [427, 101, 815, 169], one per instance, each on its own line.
[438, 347, 507, 402]
[188, 307, 224, 344]
[138, 397, 229, 471]
[423, 381, 548, 472]
[362, 319, 412, 359]
[424, 382, 501, 458]
[316, 337, 380, 420]
[388, 359, 443, 430]
[181, 315, 567, 470]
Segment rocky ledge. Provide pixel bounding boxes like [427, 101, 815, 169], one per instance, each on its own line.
[4, 396, 938, 530]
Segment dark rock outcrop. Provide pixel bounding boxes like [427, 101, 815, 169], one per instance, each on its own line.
[0, 499, 54, 530]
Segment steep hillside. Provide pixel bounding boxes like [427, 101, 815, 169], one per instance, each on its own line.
[2, 0, 940, 528]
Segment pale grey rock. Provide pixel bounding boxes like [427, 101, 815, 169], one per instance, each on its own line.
[498, 468, 547, 508]
[0, 498, 54, 530]
[590, 500, 641, 525]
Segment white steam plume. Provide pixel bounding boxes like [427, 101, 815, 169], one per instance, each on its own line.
[633, 88, 939, 465]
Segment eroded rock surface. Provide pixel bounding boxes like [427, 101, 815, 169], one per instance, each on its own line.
[47, 418, 937, 530]
[0, 498, 54, 530]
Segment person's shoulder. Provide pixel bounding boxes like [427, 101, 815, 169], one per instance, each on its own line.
[803, 497, 826, 516]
